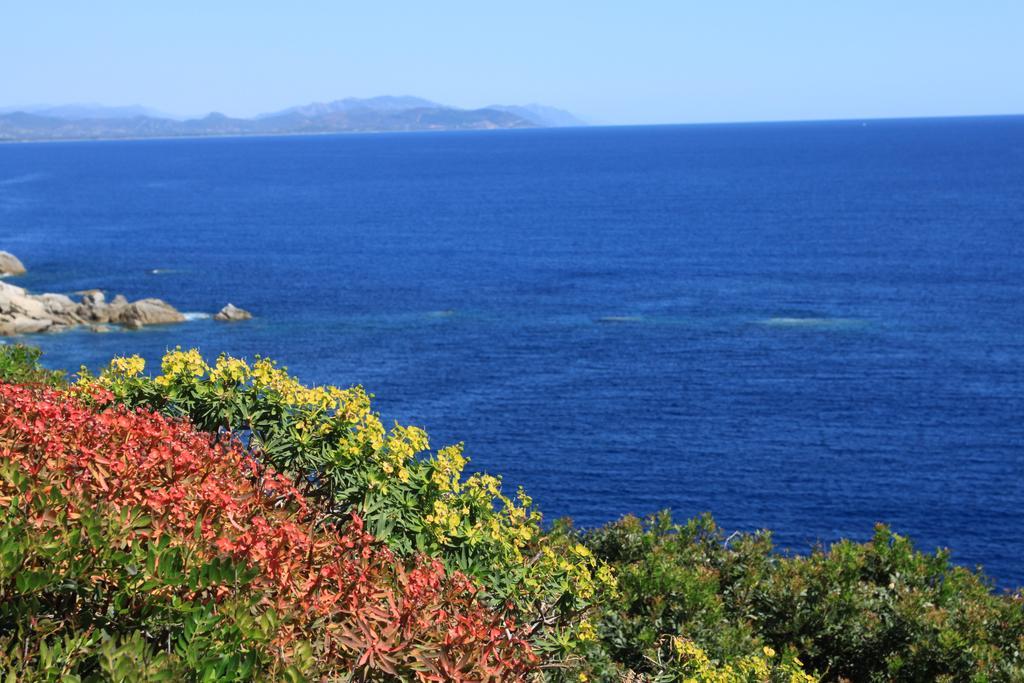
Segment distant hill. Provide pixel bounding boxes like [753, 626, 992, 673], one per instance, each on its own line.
[0, 96, 587, 142]
[0, 103, 173, 120]
[487, 104, 586, 127]
[257, 96, 442, 119]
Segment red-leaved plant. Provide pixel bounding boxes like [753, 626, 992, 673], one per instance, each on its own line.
[0, 381, 535, 680]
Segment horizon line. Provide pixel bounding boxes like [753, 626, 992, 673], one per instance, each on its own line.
[2, 98, 1023, 129]
[2, 111, 1021, 147]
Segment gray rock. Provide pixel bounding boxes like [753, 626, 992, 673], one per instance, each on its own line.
[0, 285, 20, 314]
[115, 298, 185, 327]
[0, 281, 27, 297]
[213, 303, 253, 322]
[0, 279, 191, 337]
[1, 282, 56, 335]
[75, 289, 111, 322]
[0, 251, 26, 276]
[0, 281, 27, 313]
[38, 293, 77, 315]
[79, 289, 106, 307]
[9, 294, 49, 319]
[76, 305, 108, 323]
[5, 315, 52, 335]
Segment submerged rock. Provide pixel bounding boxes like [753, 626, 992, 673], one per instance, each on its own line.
[213, 303, 252, 322]
[0, 251, 26, 277]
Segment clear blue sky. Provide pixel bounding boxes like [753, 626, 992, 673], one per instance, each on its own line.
[3, 1, 1022, 124]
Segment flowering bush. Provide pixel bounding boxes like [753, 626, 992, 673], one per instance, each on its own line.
[78, 349, 616, 654]
[9, 345, 1019, 681]
[0, 380, 535, 680]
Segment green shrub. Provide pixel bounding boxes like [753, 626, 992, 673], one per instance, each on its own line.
[0, 344, 64, 387]
[579, 513, 764, 676]
[583, 512, 1024, 682]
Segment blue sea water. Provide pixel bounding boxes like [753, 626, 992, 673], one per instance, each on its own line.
[2, 118, 1023, 586]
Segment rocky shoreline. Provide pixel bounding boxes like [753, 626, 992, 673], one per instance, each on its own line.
[0, 250, 250, 337]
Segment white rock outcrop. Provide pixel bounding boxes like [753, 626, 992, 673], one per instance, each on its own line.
[0, 278, 186, 337]
[213, 303, 253, 322]
[0, 251, 26, 276]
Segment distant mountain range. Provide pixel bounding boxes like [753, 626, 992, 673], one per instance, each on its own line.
[0, 103, 174, 121]
[0, 97, 586, 142]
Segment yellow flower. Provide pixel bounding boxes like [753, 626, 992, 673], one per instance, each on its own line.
[431, 444, 467, 492]
[210, 354, 250, 384]
[158, 347, 208, 382]
[763, 645, 776, 658]
[577, 620, 597, 642]
[108, 355, 145, 378]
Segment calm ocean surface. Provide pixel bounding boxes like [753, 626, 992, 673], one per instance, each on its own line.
[2, 118, 1023, 586]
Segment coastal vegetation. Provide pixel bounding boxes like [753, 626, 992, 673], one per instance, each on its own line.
[0, 343, 1022, 681]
